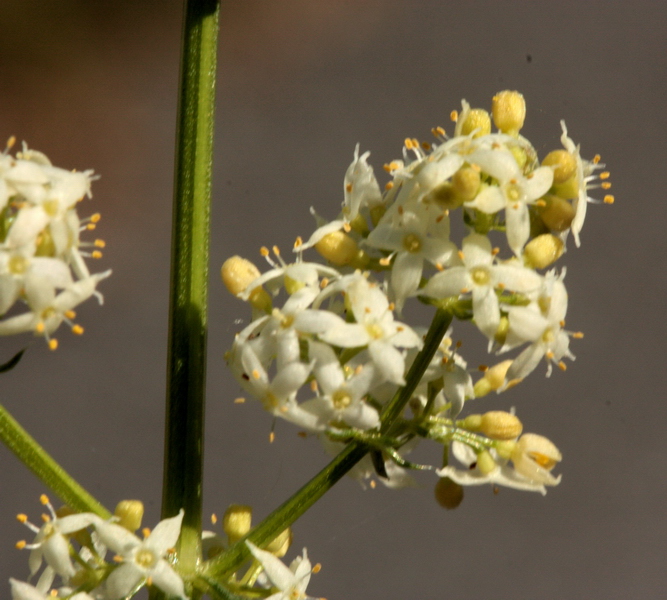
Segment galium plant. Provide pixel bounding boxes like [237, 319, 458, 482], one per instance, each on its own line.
[1, 2, 612, 599]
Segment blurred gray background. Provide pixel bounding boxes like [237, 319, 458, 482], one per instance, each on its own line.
[1, 1, 666, 598]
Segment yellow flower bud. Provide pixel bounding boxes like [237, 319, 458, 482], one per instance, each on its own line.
[494, 314, 510, 347]
[265, 527, 292, 557]
[542, 150, 577, 185]
[479, 411, 523, 440]
[434, 477, 464, 509]
[537, 195, 576, 232]
[473, 360, 513, 397]
[452, 167, 481, 201]
[223, 504, 252, 545]
[492, 90, 526, 135]
[221, 256, 261, 296]
[114, 500, 144, 532]
[552, 175, 580, 201]
[476, 450, 497, 475]
[523, 234, 564, 269]
[370, 205, 386, 227]
[424, 182, 464, 210]
[315, 231, 360, 266]
[459, 109, 491, 138]
[460, 413, 483, 431]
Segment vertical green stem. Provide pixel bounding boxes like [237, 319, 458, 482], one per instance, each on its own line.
[162, 0, 219, 575]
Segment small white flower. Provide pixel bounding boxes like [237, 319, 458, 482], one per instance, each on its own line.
[246, 541, 315, 600]
[93, 510, 186, 600]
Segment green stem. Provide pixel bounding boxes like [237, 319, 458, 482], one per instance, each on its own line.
[203, 308, 453, 580]
[0, 403, 110, 518]
[161, 0, 219, 575]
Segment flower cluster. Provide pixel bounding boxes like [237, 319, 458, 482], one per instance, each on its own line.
[10, 496, 186, 600]
[0, 139, 110, 349]
[222, 91, 610, 495]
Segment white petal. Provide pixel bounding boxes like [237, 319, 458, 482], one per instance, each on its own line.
[462, 233, 492, 267]
[146, 509, 184, 554]
[368, 340, 406, 385]
[505, 201, 530, 256]
[104, 562, 143, 600]
[149, 559, 187, 599]
[246, 541, 298, 592]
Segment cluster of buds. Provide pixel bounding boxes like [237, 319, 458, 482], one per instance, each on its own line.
[222, 91, 609, 494]
[10, 497, 186, 600]
[0, 139, 110, 350]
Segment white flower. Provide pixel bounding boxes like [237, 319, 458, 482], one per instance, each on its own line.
[310, 275, 422, 385]
[17, 495, 99, 581]
[93, 510, 186, 600]
[343, 144, 383, 221]
[246, 541, 315, 600]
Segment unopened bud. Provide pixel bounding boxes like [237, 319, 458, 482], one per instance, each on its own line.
[476, 450, 497, 475]
[459, 109, 491, 138]
[315, 231, 360, 266]
[114, 500, 144, 532]
[223, 504, 252, 545]
[492, 91, 526, 135]
[424, 182, 464, 210]
[494, 315, 509, 347]
[537, 195, 576, 232]
[460, 414, 483, 431]
[434, 477, 464, 509]
[511, 433, 562, 485]
[552, 176, 579, 201]
[479, 411, 523, 440]
[370, 205, 386, 227]
[523, 234, 564, 269]
[348, 213, 370, 237]
[265, 527, 292, 557]
[452, 167, 481, 201]
[473, 360, 513, 398]
[222, 256, 261, 296]
[542, 150, 577, 185]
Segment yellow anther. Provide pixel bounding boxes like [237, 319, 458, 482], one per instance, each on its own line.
[385, 181, 394, 190]
[40, 494, 50, 505]
[48, 339, 58, 351]
[94, 239, 106, 248]
[16, 513, 29, 524]
[545, 350, 555, 360]
[92, 250, 102, 259]
[599, 171, 610, 179]
[251, 369, 260, 380]
[293, 236, 303, 249]
[260, 246, 270, 257]
[146, 577, 153, 587]
[379, 257, 392, 266]
[64, 310, 76, 319]
[86, 223, 96, 230]
[369, 479, 377, 489]
[557, 361, 567, 371]
[421, 141, 432, 151]
[234, 397, 246, 404]
[593, 154, 601, 164]
[404, 138, 413, 149]
[269, 431, 275, 443]
[49, 591, 58, 598]
[572, 331, 584, 339]
[343, 222, 351, 232]
[459, 287, 470, 294]
[346, 183, 353, 193]
[16, 540, 27, 549]
[412, 138, 419, 148]
[436, 126, 446, 136]
[310, 380, 318, 392]
[272, 245, 281, 256]
[113, 554, 124, 563]
[478, 365, 489, 372]
[142, 527, 151, 539]
[7, 135, 16, 148]
[450, 110, 458, 122]
[435, 262, 444, 271]
[535, 199, 547, 207]
[320, 277, 330, 288]
[496, 283, 505, 290]
[383, 163, 392, 172]
[313, 563, 322, 574]
[35, 322, 45, 334]
[457, 250, 465, 261]
[90, 213, 101, 223]
[72, 325, 84, 335]
[491, 247, 500, 256]
[604, 195, 615, 204]
[601, 182, 612, 189]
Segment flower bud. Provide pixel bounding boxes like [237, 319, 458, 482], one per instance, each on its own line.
[434, 476, 464, 509]
[476, 450, 497, 475]
[523, 234, 564, 269]
[479, 411, 523, 440]
[114, 500, 144, 532]
[511, 433, 562, 485]
[542, 150, 577, 185]
[492, 90, 526, 135]
[265, 527, 292, 557]
[221, 256, 261, 296]
[452, 167, 481, 201]
[424, 182, 464, 210]
[459, 109, 491, 138]
[370, 205, 386, 227]
[315, 231, 361, 266]
[552, 176, 579, 201]
[223, 504, 252, 545]
[473, 360, 513, 397]
[460, 413, 483, 431]
[537, 195, 575, 232]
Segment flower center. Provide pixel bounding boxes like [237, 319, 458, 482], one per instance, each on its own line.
[528, 451, 557, 470]
[470, 266, 491, 286]
[332, 389, 352, 410]
[365, 322, 384, 340]
[505, 182, 521, 202]
[43, 199, 60, 218]
[8, 255, 28, 275]
[541, 328, 555, 344]
[402, 233, 422, 254]
[538, 296, 551, 315]
[134, 548, 158, 570]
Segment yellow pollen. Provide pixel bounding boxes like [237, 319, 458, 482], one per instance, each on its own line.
[509, 178, 517, 185]
[450, 110, 458, 122]
[146, 577, 153, 587]
[7, 135, 16, 148]
[593, 154, 601, 164]
[460, 287, 470, 294]
[269, 431, 276, 443]
[379, 257, 391, 266]
[558, 361, 567, 371]
[64, 310, 76, 319]
[41, 513, 50, 522]
[92, 250, 103, 259]
[252, 369, 261, 380]
[234, 397, 246, 403]
[383, 163, 392, 172]
[369, 480, 377, 489]
[601, 182, 612, 189]
[49, 591, 58, 598]
[320, 277, 329, 288]
[294, 236, 303, 249]
[496, 282, 505, 290]
[272, 245, 281, 257]
[545, 350, 555, 360]
[492, 142, 501, 149]
[40, 494, 50, 505]
[72, 325, 84, 335]
[346, 183, 353, 193]
[441, 356, 449, 365]
[559, 320, 565, 327]
[310, 380, 318, 392]
[412, 138, 419, 148]
[388, 302, 395, 311]
[86, 223, 96, 230]
[16, 514, 28, 523]
[492, 247, 500, 256]
[396, 326, 404, 332]
[16, 540, 27, 549]
[404, 138, 414, 149]
[599, 171, 610, 179]
[478, 364, 489, 372]
[364, 306, 371, 314]
[35, 322, 45, 334]
[113, 555, 124, 563]
[343, 222, 351, 233]
[354, 365, 363, 375]
[211, 513, 218, 524]
[512, 203, 520, 210]
[385, 181, 394, 190]
[142, 527, 151, 539]
[260, 246, 270, 257]
[604, 195, 615, 204]
[535, 199, 547, 207]
[90, 213, 101, 223]
[458, 250, 465, 261]
[313, 563, 322, 574]
[94, 239, 106, 248]
[572, 331, 584, 339]
[435, 262, 444, 271]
